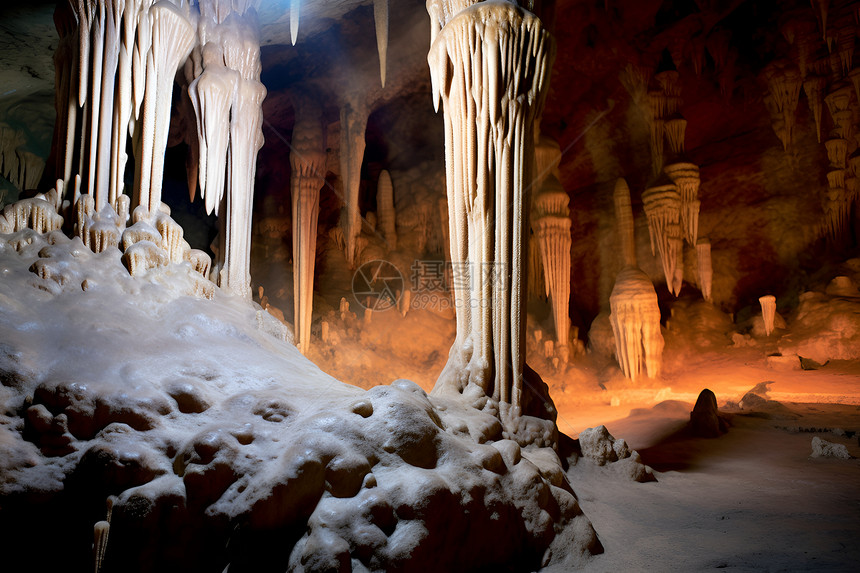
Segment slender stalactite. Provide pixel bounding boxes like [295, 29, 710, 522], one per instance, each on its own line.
[426, 0, 555, 438]
[290, 97, 326, 355]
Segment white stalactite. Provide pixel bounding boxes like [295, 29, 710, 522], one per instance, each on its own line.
[427, 0, 554, 429]
[377, 169, 397, 250]
[374, 0, 389, 88]
[610, 179, 664, 381]
[192, 1, 266, 298]
[290, 0, 300, 45]
[759, 295, 776, 336]
[340, 100, 369, 269]
[290, 101, 326, 355]
[134, 1, 196, 212]
[642, 181, 683, 295]
[696, 239, 713, 303]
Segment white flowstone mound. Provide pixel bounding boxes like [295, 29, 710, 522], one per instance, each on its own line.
[575, 425, 654, 483]
[0, 218, 601, 571]
[810, 436, 851, 460]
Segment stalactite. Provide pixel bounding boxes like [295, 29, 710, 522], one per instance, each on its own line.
[764, 62, 802, 150]
[134, 2, 196, 212]
[374, 0, 389, 88]
[427, 0, 554, 433]
[706, 28, 731, 72]
[803, 75, 827, 143]
[618, 62, 651, 104]
[838, 25, 855, 75]
[340, 100, 369, 269]
[193, 0, 266, 298]
[663, 161, 700, 246]
[290, 0, 300, 45]
[290, 99, 326, 355]
[811, 0, 830, 42]
[642, 181, 683, 296]
[696, 239, 713, 303]
[663, 114, 687, 156]
[609, 179, 664, 381]
[188, 70, 236, 215]
[377, 169, 397, 250]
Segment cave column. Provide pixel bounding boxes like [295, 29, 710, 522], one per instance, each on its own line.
[339, 98, 369, 269]
[190, 1, 266, 299]
[426, 0, 554, 426]
[290, 97, 326, 355]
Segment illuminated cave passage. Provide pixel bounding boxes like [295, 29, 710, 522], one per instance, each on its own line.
[1, 1, 860, 572]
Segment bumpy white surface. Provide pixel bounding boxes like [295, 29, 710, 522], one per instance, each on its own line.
[0, 227, 599, 571]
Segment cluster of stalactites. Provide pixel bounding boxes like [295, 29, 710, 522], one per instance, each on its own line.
[620, 61, 688, 176]
[428, 0, 553, 423]
[0, 180, 64, 235]
[776, 3, 860, 243]
[642, 181, 683, 296]
[663, 161, 700, 247]
[609, 179, 664, 382]
[51, 0, 198, 212]
[762, 61, 803, 150]
[290, 101, 326, 355]
[188, 0, 266, 298]
[822, 83, 856, 241]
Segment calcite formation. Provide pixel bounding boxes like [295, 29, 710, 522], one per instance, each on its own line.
[290, 98, 327, 355]
[642, 180, 683, 296]
[610, 179, 664, 381]
[760, 295, 777, 336]
[427, 0, 555, 438]
[533, 137, 572, 350]
[377, 169, 397, 250]
[696, 239, 713, 303]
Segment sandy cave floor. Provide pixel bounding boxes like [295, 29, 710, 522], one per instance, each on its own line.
[557, 369, 860, 572]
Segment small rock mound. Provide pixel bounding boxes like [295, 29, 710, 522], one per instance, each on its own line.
[810, 436, 852, 460]
[577, 425, 655, 482]
[689, 388, 729, 438]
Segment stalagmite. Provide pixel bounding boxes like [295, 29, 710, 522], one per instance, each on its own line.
[609, 179, 664, 381]
[663, 161, 700, 246]
[696, 239, 713, 303]
[803, 75, 827, 142]
[134, 1, 196, 212]
[759, 295, 777, 336]
[374, 0, 389, 88]
[642, 181, 683, 295]
[290, 99, 326, 355]
[427, 0, 555, 434]
[340, 100, 369, 268]
[377, 170, 397, 250]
